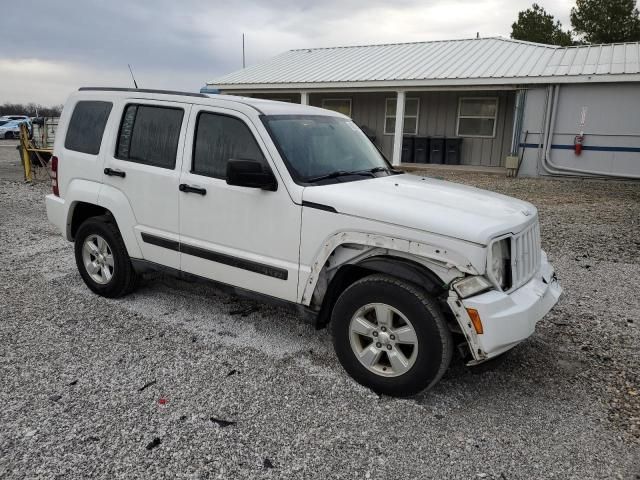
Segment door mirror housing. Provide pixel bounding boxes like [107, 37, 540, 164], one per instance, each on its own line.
[226, 160, 277, 191]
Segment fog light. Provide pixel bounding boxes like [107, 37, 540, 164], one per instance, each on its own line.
[466, 308, 484, 334]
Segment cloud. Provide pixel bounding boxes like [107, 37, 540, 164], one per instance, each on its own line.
[0, 0, 576, 105]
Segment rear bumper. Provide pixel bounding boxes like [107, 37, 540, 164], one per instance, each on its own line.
[45, 194, 69, 239]
[449, 251, 562, 361]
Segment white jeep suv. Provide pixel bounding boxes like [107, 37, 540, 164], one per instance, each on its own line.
[46, 88, 562, 396]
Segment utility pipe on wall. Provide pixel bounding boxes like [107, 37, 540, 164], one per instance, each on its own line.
[540, 85, 640, 179]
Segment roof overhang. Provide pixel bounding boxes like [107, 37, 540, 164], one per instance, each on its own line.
[211, 74, 640, 92]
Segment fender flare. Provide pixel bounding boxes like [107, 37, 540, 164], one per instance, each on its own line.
[63, 179, 102, 240]
[300, 231, 479, 305]
[96, 183, 143, 259]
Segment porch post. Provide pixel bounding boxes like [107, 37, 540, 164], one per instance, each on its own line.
[391, 90, 406, 166]
[300, 91, 309, 105]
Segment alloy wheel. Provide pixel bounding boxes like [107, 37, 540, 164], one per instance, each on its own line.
[81, 234, 114, 285]
[348, 303, 419, 377]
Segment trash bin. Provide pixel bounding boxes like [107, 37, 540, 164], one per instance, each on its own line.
[413, 137, 429, 164]
[445, 137, 462, 165]
[401, 136, 414, 163]
[429, 137, 444, 164]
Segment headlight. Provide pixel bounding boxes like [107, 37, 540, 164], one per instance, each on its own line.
[452, 276, 493, 298]
[489, 238, 511, 290]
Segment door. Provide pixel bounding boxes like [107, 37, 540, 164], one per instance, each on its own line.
[178, 107, 301, 302]
[102, 100, 190, 269]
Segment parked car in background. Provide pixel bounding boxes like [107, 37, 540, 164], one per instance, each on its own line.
[0, 115, 31, 122]
[0, 120, 29, 139]
[46, 88, 562, 396]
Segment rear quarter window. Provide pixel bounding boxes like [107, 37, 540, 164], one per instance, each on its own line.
[64, 101, 113, 155]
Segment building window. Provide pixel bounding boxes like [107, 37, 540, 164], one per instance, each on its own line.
[321, 98, 352, 117]
[64, 101, 112, 155]
[456, 97, 498, 138]
[192, 112, 267, 180]
[116, 105, 184, 169]
[384, 98, 419, 135]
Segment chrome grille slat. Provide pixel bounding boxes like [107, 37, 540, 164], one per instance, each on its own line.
[510, 221, 541, 291]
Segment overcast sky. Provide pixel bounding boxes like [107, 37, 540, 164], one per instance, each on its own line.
[1, 0, 574, 105]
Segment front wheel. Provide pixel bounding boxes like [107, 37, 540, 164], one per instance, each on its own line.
[74, 216, 138, 298]
[331, 274, 453, 397]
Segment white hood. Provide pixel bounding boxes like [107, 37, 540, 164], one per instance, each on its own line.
[302, 174, 537, 245]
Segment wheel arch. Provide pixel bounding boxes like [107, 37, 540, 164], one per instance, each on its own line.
[69, 201, 109, 240]
[66, 182, 142, 259]
[314, 253, 452, 329]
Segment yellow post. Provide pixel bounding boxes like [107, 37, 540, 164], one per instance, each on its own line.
[19, 124, 33, 182]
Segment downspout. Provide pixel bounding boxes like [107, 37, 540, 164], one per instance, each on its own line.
[541, 85, 640, 179]
[510, 89, 526, 155]
[534, 86, 552, 175]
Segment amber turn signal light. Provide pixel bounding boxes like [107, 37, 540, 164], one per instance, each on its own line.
[466, 308, 484, 334]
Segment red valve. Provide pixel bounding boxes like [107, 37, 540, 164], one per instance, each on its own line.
[574, 134, 584, 155]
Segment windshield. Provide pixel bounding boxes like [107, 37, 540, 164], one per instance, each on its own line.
[262, 115, 391, 184]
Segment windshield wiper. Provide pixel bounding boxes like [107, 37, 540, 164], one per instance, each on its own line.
[306, 170, 375, 183]
[367, 166, 403, 174]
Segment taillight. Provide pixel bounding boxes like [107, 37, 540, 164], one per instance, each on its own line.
[51, 155, 59, 196]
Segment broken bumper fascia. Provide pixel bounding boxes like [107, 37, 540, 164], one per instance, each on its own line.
[447, 251, 562, 363]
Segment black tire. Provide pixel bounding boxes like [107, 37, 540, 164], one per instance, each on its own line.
[74, 215, 138, 298]
[331, 274, 453, 397]
[4, 132, 13, 140]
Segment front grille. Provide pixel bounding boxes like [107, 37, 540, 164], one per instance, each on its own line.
[510, 221, 541, 290]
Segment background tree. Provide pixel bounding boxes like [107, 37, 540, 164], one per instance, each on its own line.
[511, 3, 574, 46]
[571, 0, 640, 43]
[0, 103, 63, 117]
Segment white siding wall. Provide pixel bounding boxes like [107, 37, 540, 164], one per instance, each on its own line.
[519, 83, 640, 177]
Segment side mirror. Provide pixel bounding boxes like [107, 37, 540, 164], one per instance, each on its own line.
[226, 159, 277, 191]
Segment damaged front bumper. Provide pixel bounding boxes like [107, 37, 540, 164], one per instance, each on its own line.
[448, 250, 562, 363]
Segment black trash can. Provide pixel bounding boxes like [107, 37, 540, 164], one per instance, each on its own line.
[429, 137, 444, 164]
[401, 136, 414, 163]
[444, 137, 463, 165]
[413, 137, 429, 164]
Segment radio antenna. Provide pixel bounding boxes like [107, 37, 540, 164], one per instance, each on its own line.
[128, 64, 139, 88]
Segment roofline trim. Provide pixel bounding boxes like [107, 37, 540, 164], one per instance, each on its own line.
[211, 74, 640, 91]
[286, 36, 562, 52]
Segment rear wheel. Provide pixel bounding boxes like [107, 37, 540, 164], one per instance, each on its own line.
[74, 216, 138, 298]
[331, 274, 453, 397]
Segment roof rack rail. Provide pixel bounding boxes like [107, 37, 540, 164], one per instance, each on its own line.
[78, 87, 208, 98]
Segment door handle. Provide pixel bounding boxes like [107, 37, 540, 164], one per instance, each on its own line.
[104, 167, 126, 178]
[179, 183, 207, 195]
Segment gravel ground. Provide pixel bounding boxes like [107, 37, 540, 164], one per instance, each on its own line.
[0, 149, 639, 479]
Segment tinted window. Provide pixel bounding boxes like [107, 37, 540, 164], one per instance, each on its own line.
[193, 113, 266, 179]
[117, 104, 183, 169]
[65, 101, 112, 154]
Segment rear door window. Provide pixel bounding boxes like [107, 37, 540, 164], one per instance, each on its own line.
[116, 104, 183, 169]
[192, 112, 266, 179]
[65, 101, 113, 154]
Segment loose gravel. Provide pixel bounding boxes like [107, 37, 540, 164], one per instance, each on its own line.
[1, 154, 639, 478]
